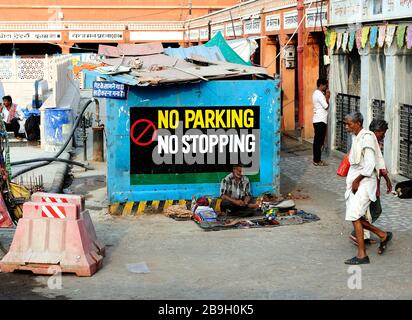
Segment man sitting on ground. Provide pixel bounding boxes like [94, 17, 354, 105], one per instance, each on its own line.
[0, 95, 25, 139]
[220, 164, 260, 217]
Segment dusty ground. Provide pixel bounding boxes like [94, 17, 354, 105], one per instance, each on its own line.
[0, 136, 411, 300]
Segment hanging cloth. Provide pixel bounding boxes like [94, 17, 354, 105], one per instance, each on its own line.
[385, 25, 397, 47]
[378, 25, 386, 48]
[349, 31, 355, 51]
[361, 26, 370, 48]
[342, 32, 349, 51]
[396, 25, 407, 49]
[369, 26, 378, 48]
[329, 31, 337, 50]
[356, 28, 362, 49]
[325, 29, 331, 48]
[336, 32, 343, 50]
[407, 25, 412, 49]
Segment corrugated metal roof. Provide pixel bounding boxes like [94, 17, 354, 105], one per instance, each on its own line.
[80, 41, 270, 86]
[101, 54, 194, 69]
[83, 69, 139, 85]
[87, 60, 269, 86]
[164, 45, 225, 62]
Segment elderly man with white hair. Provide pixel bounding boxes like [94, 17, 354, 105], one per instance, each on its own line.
[344, 112, 392, 265]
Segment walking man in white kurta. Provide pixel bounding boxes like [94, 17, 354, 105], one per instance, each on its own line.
[344, 112, 392, 265]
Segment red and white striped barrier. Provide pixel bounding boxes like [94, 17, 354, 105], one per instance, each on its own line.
[43, 196, 68, 203]
[31, 192, 104, 256]
[41, 204, 67, 219]
[31, 192, 85, 213]
[0, 193, 105, 277]
[23, 202, 78, 220]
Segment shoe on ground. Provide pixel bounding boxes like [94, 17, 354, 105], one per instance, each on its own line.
[344, 256, 370, 265]
[378, 231, 393, 255]
[313, 160, 328, 166]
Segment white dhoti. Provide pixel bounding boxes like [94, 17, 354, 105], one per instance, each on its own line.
[345, 185, 372, 221]
[345, 182, 374, 239]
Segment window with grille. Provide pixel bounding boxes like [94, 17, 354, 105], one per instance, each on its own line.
[335, 93, 361, 153]
[399, 104, 412, 179]
[371, 99, 385, 121]
[371, 99, 386, 154]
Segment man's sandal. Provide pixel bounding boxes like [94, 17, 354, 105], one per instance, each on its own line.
[313, 161, 328, 166]
[378, 232, 393, 255]
[344, 256, 370, 265]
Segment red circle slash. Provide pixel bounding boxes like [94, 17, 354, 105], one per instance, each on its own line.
[130, 119, 157, 146]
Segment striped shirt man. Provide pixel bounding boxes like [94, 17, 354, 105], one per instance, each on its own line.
[220, 173, 251, 200]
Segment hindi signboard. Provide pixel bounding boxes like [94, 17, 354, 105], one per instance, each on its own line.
[330, 0, 412, 25]
[69, 32, 123, 41]
[93, 81, 127, 99]
[0, 32, 62, 41]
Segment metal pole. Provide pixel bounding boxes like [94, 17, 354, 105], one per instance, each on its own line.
[229, 10, 236, 39]
[188, 0, 192, 17]
[92, 98, 104, 162]
[93, 127, 104, 162]
[297, 0, 305, 132]
[83, 116, 87, 161]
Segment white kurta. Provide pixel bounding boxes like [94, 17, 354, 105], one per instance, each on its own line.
[345, 130, 378, 222]
[312, 89, 329, 124]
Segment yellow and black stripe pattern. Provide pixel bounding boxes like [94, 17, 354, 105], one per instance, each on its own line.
[109, 198, 222, 216]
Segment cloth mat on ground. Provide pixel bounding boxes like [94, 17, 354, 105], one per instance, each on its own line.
[194, 210, 320, 231]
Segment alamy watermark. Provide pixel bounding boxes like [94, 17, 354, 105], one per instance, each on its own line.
[47, 266, 62, 290]
[347, 266, 362, 290]
[150, 122, 260, 172]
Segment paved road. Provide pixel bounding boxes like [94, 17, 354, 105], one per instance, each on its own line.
[0, 135, 411, 300]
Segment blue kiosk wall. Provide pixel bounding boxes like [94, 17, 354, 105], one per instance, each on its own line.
[105, 80, 280, 203]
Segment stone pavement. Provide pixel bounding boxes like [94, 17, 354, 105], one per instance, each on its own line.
[281, 136, 412, 233]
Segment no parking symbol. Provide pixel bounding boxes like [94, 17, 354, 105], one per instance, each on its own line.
[130, 119, 157, 147]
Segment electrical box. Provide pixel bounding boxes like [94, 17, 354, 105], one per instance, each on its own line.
[284, 45, 296, 69]
[284, 45, 295, 59]
[285, 60, 295, 69]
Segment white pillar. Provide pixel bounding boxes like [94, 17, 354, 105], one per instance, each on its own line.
[383, 41, 399, 175]
[44, 54, 50, 82]
[328, 54, 338, 152]
[359, 46, 371, 124]
[11, 53, 17, 81]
